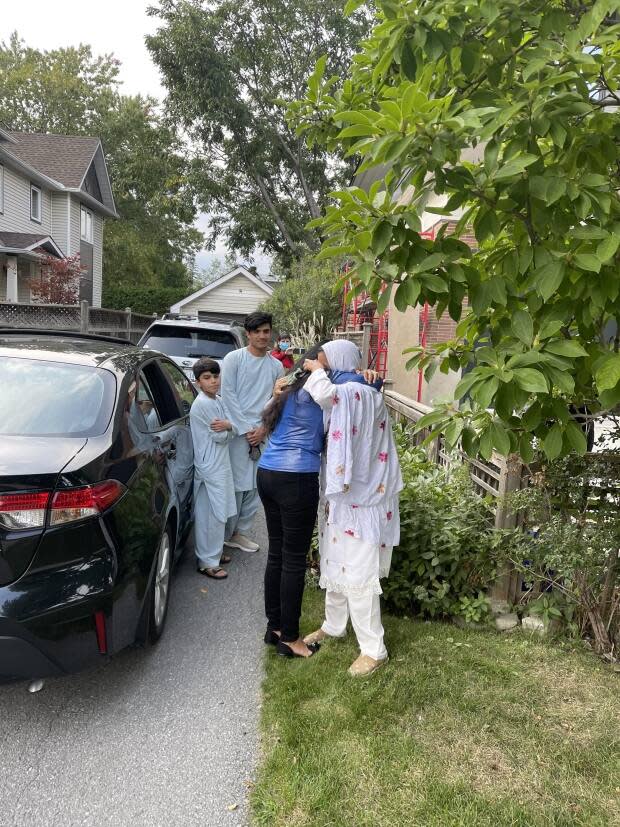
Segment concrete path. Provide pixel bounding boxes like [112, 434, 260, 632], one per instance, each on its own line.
[0, 520, 267, 827]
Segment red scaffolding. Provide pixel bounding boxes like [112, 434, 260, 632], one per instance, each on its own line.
[340, 279, 389, 377]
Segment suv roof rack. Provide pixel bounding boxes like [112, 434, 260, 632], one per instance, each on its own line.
[0, 328, 136, 347]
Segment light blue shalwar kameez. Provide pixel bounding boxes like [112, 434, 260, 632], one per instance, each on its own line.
[220, 348, 284, 537]
[190, 392, 237, 570]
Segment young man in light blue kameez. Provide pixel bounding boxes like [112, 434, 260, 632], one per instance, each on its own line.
[190, 358, 237, 579]
[221, 312, 284, 553]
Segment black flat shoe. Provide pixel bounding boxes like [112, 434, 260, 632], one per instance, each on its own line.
[276, 640, 320, 658]
[264, 629, 281, 646]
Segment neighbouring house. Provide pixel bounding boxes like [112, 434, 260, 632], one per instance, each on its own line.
[0, 127, 117, 307]
[170, 265, 276, 325]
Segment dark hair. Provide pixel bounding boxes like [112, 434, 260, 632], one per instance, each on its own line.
[193, 357, 220, 381]
[244, 311, 272, 332]
[278, 332, 291, 341]
[262, 342, 326, 433]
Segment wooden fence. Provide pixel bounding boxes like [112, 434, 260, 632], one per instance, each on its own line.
[384, 388, 527, 606]
[0, 300, 157, 343]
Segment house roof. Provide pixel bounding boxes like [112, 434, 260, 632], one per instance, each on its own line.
[6, 133, 100, 188]
[0, 132, 117, 217]
[0, 231, 64, 258]
[170, 266, 275, 313]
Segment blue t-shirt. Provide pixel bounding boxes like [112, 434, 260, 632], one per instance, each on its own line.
[258, 388, 324, 474]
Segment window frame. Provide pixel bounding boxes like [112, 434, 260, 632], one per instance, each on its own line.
[0, 164, 4, 214]
[80, 205, 93, 243]
[30, 184, 42, 223]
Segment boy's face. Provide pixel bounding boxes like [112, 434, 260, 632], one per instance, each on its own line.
[247, 323, 272, 353]
[196, 370, 220, 396]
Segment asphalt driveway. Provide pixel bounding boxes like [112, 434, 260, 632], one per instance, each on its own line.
[0, 520, 267, 827]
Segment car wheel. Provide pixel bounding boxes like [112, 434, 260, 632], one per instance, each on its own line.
[149, 524, 173, 643]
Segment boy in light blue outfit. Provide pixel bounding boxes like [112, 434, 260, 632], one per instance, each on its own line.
[190, 358, 238, 580]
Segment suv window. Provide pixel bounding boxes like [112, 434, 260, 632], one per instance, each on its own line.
[141, 359, 196, 425]
[141, 324, 237, 360]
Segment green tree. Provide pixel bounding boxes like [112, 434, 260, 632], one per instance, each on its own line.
[0, 34, 202, 296]
[292, 0, 620, 461]
[260, 252, 342, 339]
[147, 0, 370, 264]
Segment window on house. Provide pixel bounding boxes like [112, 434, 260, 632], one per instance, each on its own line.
[80, 206, 93, 243]
[0, 165, 4, 214]
[30, 185, 42, 222]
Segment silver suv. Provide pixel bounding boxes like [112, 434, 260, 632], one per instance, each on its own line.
[138, 316, 245, 380]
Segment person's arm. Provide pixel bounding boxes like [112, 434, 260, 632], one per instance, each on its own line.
[192, 401, 233, 445]
[303, 365, 340, 411]
[220, 351, 253, 435]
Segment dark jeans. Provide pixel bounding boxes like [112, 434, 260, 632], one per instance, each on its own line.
[257, 468, 320, 642]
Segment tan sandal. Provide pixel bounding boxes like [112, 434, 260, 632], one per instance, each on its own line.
[348, 654, 388, 677]
[198, 566, 228, 579]
[303, 629, 343, 646]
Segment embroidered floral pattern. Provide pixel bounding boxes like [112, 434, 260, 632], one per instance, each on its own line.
[345, 529, 355, 537]
[351, 504, 358, 509]
[352, 425, 358, 436]
[379, 420, 386, 430]
[378, 452, 388, 462]
[354, 391, 361, 401]
[387, 511, 393, 521]
[332, 393, 340, 405]
[331, 429, 342, 441]
[335, 464, 345, 476]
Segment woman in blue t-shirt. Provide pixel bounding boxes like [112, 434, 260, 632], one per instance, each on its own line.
[257, 343, 380, 660]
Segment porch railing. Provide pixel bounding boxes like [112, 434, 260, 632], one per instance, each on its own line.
[0, 300, 157, 343]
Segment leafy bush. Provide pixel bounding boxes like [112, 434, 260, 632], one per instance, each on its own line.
[383, 428, 498, 621]
[101, 284, 190, 316]
[500, 453, 620, 656]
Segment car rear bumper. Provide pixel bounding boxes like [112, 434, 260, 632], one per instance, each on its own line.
[0, 553, 115, 682]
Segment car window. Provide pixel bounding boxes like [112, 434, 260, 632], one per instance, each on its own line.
[141, 325, 237, 359]
[159, 359, 196, 416]
[0, 357, 115, 437]
[135, 375, 162, 432]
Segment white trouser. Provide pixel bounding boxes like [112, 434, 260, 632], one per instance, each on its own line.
[194, 482, 225, 569]
[322, 590, 388, 661]
[225, 488, 260, 539]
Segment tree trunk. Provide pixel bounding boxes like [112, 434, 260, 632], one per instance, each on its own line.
[251, 171, 300, 256]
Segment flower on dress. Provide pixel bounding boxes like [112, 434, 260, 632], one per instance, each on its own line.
[378, 452, 388, 462]
[351, 504, 358, 509]
[352, 425, 358, 436]
[381, 543, 387, 549]
[387, 511, 393, 521]
[331, 429, 343, 441]
[379, 420, 386, 430]
[332, 393, 340, 404]
[335, 464, 345, 476]
[354, 391, 361, 401]
[345, 529, 355, 537]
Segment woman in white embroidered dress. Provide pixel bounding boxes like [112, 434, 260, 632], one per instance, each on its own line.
[301, 340, 403, 677]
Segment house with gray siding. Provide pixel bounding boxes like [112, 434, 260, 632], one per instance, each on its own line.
[170, 265, 275, 324]
[0, 127, 116, 306]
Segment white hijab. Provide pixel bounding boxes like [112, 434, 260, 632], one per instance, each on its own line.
[322, 339, 362, 373]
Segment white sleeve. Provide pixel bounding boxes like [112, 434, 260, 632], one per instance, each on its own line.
[304, 369, 339, 411]
[220, 351, 253, 435]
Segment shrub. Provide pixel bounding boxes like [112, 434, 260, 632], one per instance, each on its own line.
[499, 453, 620, 656]
[383, 428, 498, 621]
[101, 284, 189, 316]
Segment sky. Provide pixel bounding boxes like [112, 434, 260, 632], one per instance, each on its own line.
[2, 0, 272, 275]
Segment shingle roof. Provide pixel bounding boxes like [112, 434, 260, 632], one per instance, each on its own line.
[0, 232, 50, 249]
[6, 132, 100, 188]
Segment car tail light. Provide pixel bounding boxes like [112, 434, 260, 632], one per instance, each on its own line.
[0, 491, 50, 530]
[50, 481, 126, 526]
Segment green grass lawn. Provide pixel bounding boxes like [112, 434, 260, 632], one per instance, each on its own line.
[252, 589, 620, 827]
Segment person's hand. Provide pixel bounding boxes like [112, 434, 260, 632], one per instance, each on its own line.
[303, 358, 323, 373]
[246, 425, 266, 446]
[273, 376, 288, 397]
[211, 418, 232, 432]
[359, 368, 379, 385]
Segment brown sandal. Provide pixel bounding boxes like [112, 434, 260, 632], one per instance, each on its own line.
[220, 554, 232, 565]
[198, 566, 228, 579]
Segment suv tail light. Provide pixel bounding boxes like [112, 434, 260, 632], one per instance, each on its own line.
[0, 481, 126, 530]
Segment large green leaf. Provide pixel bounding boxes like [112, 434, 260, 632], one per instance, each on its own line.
[543, 425, 563, 460]
[372, 221, 393, 255]
[564, 421, 587, 454]
[595, 354, 620, 392]
[511, 309, 534, 345]
[543, 340, 588, 358]
[513, 368, 549, 393]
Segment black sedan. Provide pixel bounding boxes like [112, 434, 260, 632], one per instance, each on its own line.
[0, 330, 196, 682]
